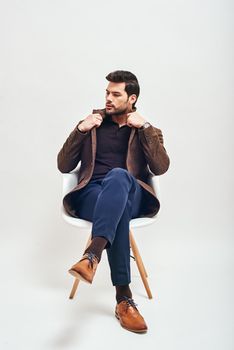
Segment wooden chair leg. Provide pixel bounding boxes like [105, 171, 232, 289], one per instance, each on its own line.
[69, 231, 153, 300]
[129, 230, 148, 277]
[69, 278, 80, 299]
[129, 229, 153, 299]
[131, 246, 148, 278]
[69, 234, 92, 299]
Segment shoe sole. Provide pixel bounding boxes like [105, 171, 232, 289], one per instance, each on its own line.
[68, 269, 92, 284]
[115, 312, 147, 333]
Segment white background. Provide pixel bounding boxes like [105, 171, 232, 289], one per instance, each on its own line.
[0, 0, 233, 349]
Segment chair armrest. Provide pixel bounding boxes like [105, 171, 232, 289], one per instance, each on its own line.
[150, 176, 160, 200]
[62, 172, 79, 196]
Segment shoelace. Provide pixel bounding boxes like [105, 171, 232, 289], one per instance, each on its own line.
[84, 252, 98, 268]
[122, 296, 138, 310]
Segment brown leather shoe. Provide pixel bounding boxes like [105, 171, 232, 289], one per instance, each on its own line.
[68, 252, 99, 284]
[115, 297, 148, 333]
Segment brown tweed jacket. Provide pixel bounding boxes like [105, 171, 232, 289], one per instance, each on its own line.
[57, 107, 170, 218]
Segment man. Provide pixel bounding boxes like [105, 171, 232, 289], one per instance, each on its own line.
[57, 70, 170, 333]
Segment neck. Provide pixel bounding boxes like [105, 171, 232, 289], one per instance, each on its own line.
[111, 106, 135, 125]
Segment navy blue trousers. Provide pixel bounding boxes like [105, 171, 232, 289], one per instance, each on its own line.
[73, 168, 143, 286]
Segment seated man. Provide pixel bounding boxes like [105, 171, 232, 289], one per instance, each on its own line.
[57, 70, 170, 333]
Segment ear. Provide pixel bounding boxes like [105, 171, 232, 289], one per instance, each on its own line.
[129, 94, 137, 104]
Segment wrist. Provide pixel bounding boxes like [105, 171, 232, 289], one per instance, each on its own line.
[139, 121, 151, 130]
[78, 123, 87, 133]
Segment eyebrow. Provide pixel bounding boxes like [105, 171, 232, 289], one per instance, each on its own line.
[105, 89, 122, 94]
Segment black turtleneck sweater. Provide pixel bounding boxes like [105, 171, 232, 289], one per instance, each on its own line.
[90, 115, 131, 181]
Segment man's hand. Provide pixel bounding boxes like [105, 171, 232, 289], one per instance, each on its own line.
[126, 111, 146, 128]
[78, 113, 103, 132]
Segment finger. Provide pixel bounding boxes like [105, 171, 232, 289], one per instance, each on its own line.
[126, 116, 132, 124]
[95, 115, 103, 121]
[93, 113, 103, 118]
[95, 120, 102, 126]
[95, 121, 102, 128]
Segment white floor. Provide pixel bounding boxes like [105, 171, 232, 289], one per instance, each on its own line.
[0, 219, 233, 350]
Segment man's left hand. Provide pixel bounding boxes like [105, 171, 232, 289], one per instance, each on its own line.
[126, 111, 147, 128]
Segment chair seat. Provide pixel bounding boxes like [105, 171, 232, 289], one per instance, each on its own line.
[62, 207, 158, 229]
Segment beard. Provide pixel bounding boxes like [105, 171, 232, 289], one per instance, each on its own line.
[105, 104, 131, 116]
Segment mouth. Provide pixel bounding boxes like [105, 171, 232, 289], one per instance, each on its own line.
[106, 104, 113, 108]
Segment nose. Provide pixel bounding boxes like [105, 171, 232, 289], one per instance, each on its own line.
[106, 96, 112, 103]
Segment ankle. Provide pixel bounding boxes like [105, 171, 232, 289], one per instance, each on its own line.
[84, 236, 108, 262]
[115, 285, 132, 304]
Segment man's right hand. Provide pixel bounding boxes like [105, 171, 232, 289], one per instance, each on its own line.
[78, 113, 103, 132]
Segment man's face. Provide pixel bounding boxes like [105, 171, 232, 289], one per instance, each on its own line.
[105, 82, 136, 116]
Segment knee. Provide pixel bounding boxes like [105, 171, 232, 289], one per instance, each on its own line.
[109, 168, 129, 177]
[105, 168, 135, 188]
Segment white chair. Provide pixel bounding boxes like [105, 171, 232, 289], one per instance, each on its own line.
[61, 169, 160, 300]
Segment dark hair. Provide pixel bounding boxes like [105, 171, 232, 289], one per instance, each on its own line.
[105, 70, 140, 109]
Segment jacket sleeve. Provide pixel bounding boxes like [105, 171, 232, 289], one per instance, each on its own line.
[138, 125, 170, 175]
[57, 120, 88, 173]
